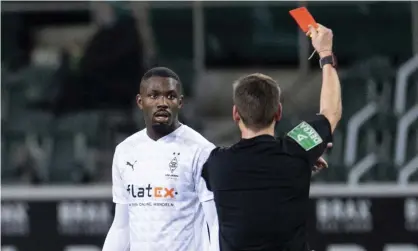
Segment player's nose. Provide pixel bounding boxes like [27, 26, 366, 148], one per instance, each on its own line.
[156, 97, 169, 109]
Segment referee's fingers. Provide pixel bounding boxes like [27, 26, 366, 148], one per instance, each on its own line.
[307, 25, 318, 38]
[315, 157, 328, 169]
[316, 23, 327, 32]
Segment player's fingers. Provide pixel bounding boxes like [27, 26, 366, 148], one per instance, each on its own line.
[327, 143, 333, 148]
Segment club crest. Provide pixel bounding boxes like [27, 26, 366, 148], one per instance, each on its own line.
[169, 152, 180, 173]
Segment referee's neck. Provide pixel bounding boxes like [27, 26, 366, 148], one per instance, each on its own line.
[240, 125, 275, 139]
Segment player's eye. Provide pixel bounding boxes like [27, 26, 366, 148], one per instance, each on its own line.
[149, 93, 158, 99]
[167, 94, 177, 100]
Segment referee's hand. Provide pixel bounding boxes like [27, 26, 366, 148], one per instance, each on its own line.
[312, 157, 328, 175]
[307, 23, 333, 58]
[312, 143, 333, 175]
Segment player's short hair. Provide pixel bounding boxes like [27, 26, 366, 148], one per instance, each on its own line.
[233, 73, 281, 131]
[140, 67, 182, 93]
[142, 67, 181, 83]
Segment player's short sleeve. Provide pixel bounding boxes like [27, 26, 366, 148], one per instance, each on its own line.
[194, 143, 216, 202]
[286, 114, 333, 164]
[112, 147, 129, 204]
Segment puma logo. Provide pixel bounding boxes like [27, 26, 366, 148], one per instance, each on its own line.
[126, 161, 137, 170]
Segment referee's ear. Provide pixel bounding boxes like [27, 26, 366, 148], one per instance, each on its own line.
[136, 94, 143, 110]
[232, 105, 241, 123]
[274, 103, 283, 122]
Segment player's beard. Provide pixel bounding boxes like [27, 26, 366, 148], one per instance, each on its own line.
[152, 123, 174, 136]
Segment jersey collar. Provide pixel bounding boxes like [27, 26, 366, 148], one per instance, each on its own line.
[240, 134, 276, 143]
[144, 123, 185, 143]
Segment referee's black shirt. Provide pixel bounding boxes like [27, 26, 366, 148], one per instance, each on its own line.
[202, 115, 333, 251]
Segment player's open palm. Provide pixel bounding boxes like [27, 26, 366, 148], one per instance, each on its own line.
[307, 23, 333, 55]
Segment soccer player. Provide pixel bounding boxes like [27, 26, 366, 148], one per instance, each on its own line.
[102, 67, 218, 251]
[201, 24, 341, 251]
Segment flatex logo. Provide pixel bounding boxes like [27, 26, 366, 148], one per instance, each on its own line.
[127, 184, 177, 199]
[166, 152, 180, 180]
[127, 184, 178, 207]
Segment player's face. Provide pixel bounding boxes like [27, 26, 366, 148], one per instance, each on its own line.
[137, 76, 183, 127]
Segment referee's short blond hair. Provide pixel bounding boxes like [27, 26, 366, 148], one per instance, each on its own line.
[233, 73, 281, 130]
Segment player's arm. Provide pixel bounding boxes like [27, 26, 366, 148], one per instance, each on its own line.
[103, 204, 130, 251]
[194, 144, 219, 251]
[202, 200, 220, 251]
[102, 147, 130, 251]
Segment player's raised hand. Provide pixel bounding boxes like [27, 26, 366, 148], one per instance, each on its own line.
[307, 23, 333, 57]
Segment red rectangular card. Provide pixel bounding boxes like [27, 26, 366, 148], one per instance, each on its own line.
[289, 7, 318, 33]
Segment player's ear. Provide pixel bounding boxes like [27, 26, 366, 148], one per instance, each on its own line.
[232, 105, 241, 123]
[274, 103, 282, 122]
[178, 95, 184, 109]
[136, 94, 143, 110]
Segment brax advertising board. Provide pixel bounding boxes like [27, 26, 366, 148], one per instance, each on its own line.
[2, 185, 418, 251]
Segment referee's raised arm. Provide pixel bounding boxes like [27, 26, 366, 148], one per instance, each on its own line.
[309, 24, 342, 132]
[286, 24, 342, 164]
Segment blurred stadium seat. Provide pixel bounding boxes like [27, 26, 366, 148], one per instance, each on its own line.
[2, 3, 418, 250]
[1, 1, 417, 185]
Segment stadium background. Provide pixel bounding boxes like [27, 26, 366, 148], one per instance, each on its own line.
[1, 1, 418, 251]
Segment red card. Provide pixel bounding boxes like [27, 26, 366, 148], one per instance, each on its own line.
[289, 7, 318, 33]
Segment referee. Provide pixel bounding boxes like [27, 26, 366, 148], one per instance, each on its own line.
[201, 24, 341, 251]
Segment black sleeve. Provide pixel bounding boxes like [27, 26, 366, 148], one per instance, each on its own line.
[285, 114, 333, 164]
[201, 147, 220, 192]
[201, 160, 212, 192]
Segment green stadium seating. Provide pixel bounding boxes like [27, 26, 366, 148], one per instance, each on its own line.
[204, 2, 412, 68]
[1, 3, 417, 185]
[151, 8, 193, 59]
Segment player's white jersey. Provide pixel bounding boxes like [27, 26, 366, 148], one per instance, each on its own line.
[112, 125, 215, 251]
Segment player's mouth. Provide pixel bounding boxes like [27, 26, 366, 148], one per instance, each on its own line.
[154, 111, 171, 123]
